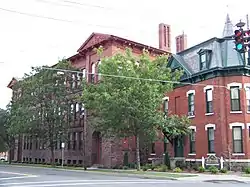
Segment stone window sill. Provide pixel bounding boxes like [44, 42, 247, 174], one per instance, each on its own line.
[232, 153, 245, 156]
[188, 115, 195, 119]
[205, 113, 214, 116]
[188, 153, 196, 156]
[207, 153, 216, 156]
[230, 111, 243, 114]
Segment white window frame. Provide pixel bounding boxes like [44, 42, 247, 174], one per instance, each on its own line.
[188, 126, 196, 155]
[186, 90, 195, 118]
[204, 85, 214, 115]
[244, 83, 250, 113]
[227, 82, 242, 113]
[230, 122, 245, 155]
[205, 124, 216, 155]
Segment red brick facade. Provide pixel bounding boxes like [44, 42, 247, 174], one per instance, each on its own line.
[163, 75, 250, 162]
[8, 32, 170, 168]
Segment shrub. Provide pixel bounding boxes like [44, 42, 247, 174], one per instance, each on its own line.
[220, 168, 228, 173]
[158, 165, 167, 172]
[198, 166, 205, 173]
[123, 166, 129, 170]
[142, 166, 148, 171]
[244, 167, 250, 174]
[144, 164, 153, 170]
[151, 165, 156, 171]
[128, 163, 136, 169]
[209, 166, 219, 174]
[173, 167, 182, 173]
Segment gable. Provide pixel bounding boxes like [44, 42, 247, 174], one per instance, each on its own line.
[167, 55, 192, 80]
[77, 33, 111, 52]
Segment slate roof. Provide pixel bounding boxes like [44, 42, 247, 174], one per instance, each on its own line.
[170, 14, 245, 77]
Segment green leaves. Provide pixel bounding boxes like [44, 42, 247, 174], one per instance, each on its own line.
[160, 115, 191, 145]
[9, 59, 78, 151]
[0, 108, 8, 152]
[82, 48, 188, 140]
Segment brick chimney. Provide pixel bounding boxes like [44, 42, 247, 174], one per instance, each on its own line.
[159, 23, 171, 52]
[175, 32, 187, 53]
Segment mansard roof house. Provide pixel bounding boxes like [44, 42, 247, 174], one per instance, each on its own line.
[162, 14, 250, 168]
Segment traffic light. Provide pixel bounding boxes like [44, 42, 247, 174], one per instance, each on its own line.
[244, 30, 250, 47]
[234, 29, 245, 53]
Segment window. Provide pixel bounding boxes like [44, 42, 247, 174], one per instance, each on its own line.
[163, 99, 168, 116]
[232, 127, 243, 153]
[151, 143, 155, 154]
[82, 68, 86, 78]
[200, 53, 207, 70]
[68, 133, 71, 150]
[188, 93, 195, 115]
[246, 87, 250, 112]
[205, 89, 213, 113]
[73, 132, 76, 150]
[98, 60, 102, 80]
[71, 74, 76, 89]
[77, 73, 81, 87]
[248, 125, 250, 138]
[230, 86, 241, 111]
[207, 127, 215, 153]
[91, 63, 95, 83]
[189, 129, 196, 153]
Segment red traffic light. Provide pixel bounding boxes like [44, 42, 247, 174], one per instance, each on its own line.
[245, 30, 250, 36]
[235, 30, 242, 37]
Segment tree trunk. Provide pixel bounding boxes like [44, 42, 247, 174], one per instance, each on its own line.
[8, 148, 12, 164]
[136, 135, 141, 171]
[50, 145, 55, 167]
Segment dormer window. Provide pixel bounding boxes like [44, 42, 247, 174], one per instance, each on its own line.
[198, 49, 212, 70]
[200, 53, 206, 69]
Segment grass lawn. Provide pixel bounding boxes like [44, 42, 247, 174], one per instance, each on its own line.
[241, 174, 250, 177]
[4, 163, 196, 179]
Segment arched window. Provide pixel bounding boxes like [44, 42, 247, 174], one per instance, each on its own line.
[91, 63, 96, 83]
[97, 60, 102, 80]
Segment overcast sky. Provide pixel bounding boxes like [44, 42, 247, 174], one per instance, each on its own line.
[0, 0, 249, 109]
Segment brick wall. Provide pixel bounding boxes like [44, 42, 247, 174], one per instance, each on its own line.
[165, 76, 250, 160]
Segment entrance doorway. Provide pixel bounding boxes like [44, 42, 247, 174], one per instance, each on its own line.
[91, 131, 101, 165]
[174, 136, 184, 157]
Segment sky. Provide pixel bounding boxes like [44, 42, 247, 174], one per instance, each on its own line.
[0, 0, 250, 109]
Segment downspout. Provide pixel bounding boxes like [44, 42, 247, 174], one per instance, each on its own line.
[223, 76, 230, 168]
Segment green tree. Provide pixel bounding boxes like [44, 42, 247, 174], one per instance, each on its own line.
[82, 48, 190, 170]
[10, 59, 79, 166]
[0, 106, 18, 164]
[0, 108, 8, 152]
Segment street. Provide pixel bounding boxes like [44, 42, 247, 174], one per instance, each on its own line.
[0, 165, 249, 187]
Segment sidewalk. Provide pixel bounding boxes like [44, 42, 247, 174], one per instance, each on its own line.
[176, 173, 250, 182]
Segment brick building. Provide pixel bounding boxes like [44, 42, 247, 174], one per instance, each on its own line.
[7, 23, 182, 168]
[157, 14, 250, 167]
[9, 14, 248, 168]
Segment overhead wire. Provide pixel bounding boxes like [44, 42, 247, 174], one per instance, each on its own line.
[0, 3, 227, 89]
[41, 67, 228, 89]
[0, 7, 125, 30]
